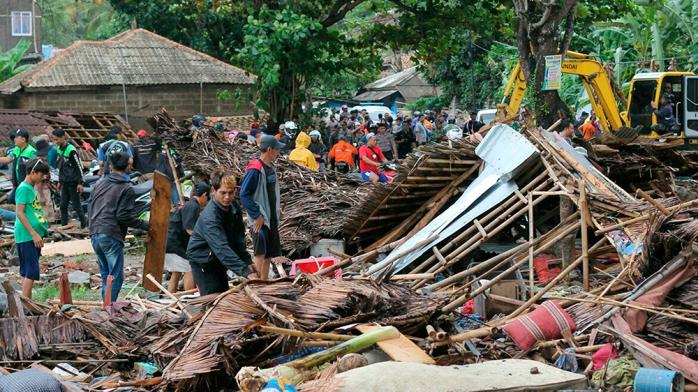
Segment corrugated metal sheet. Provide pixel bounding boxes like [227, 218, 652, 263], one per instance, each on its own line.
[0, 29, 255, 94]
[353, 89, 399, 101]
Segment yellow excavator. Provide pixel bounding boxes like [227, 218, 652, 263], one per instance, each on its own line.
[502, 51, 698, 146]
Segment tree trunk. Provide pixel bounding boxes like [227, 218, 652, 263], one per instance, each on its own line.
[514, 0, 577, 127]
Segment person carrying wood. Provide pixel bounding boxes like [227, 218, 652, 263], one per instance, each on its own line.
[187, 171, 256, 295]
[240, 135, 284, 280]
[164, 182, 210, 293]
[14, 158, 50, 299]
[89, 151, 150, 302]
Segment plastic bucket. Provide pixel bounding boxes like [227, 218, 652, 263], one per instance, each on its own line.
[634, 368, 684, 392]
[309, 239, 345, 257]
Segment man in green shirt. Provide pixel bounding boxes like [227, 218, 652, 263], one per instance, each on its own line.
[14, 158, 50, 299]
[0, 128, 37, 204]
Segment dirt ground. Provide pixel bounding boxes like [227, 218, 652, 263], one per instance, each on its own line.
[0, 238, 148, 304]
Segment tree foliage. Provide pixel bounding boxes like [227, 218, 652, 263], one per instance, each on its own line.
[0, 40, 32, 83]
[41, 0, 126, 47]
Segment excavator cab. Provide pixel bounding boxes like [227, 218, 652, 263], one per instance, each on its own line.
[626, 72, 696, 145]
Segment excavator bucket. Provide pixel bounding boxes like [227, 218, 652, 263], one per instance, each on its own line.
[596, 126, 640, 145]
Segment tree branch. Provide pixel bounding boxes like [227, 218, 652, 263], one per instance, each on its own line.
[559, 2, 577, 56]
[321, 0, 365, 28]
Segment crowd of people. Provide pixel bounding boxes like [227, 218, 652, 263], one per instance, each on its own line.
[219, 107, 488, 183]
[1, 105, 491, 301]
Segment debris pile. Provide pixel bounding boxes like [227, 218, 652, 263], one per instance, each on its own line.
[3, 113, 698, 391]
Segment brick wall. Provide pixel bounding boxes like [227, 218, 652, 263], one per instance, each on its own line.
[8, 84, 253, 129]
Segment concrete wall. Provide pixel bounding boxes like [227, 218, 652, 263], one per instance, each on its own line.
[4, 83, 254, 130]
[0, 0, 42, 56]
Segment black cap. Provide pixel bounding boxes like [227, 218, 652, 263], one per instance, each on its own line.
[14, 128, 29, 140]
[52, 128, 66, 137]
[581, 111, 589, 116]
[259, 134, 285, 150]
[193, 182, 211, 196]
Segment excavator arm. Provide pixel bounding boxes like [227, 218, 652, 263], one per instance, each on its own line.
[502, 51, 628, 133]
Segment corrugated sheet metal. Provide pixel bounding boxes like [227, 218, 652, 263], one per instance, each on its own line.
[353, 89, 399, 101]
[0, 29, 255, 94]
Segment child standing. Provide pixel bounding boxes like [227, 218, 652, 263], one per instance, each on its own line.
[14, 158, 49, 299]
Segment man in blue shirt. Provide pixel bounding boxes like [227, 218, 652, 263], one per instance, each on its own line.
[651, 94, 678, 134]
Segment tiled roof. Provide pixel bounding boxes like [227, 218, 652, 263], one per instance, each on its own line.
[0, 29, 255, 95]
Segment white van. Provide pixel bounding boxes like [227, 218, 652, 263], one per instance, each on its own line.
[477, 109, 497, 125]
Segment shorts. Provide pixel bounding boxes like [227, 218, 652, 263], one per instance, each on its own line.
[251, 224, 282, 258]
[17, 241, 41, 280]
[164, 253, 192, 273]
[361, 172, 388, 183]
[189, 259, 229, 296]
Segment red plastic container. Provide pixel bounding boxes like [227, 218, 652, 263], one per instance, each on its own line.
[290, 256, 342, 280]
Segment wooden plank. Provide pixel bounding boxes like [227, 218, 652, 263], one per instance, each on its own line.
[2, 280, 24, 318]
[142, 171, 172, 292]
[42, 239, 93, 257]
[356, 324, 435, 364]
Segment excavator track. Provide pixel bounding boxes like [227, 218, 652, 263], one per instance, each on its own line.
[596, 126, 640, 145]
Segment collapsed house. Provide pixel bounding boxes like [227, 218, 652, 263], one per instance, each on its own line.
[0, 110, 697, 391]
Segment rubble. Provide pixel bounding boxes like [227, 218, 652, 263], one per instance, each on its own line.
[2, 111, 698, 391]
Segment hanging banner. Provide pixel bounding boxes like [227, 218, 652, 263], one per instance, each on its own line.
[543, 55, 562, 91]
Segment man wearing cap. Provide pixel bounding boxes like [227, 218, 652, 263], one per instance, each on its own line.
[165, 182, 210, 293]
[240, 135, 284, 280]
[131, 130, 160, 176]
[0, 128, 37, 204]
[359, 133, 389, 183]
[89, 150, 149, 302]
[52, 129, 87, 228]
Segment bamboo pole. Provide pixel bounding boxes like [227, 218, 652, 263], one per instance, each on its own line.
[258, 325, 352, 341]
[637, 189, 671, 216]
[528, 192, 535, 295]
[505, 238, 608, 321]
[408, 171, 552, 276]
[595, 198, 698, 235]
[413, 182, 560, 289]
[579, 180, 590, 291]
[146, 274, 192, 318]
[313, 239, 402, 276]
[440, 220, 581, 312]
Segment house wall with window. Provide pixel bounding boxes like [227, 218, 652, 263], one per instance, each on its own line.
[0, 0, 42, 59]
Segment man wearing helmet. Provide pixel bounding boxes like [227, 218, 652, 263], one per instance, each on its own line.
[308, 130, 327, 171]
[278, 121, 297, 155]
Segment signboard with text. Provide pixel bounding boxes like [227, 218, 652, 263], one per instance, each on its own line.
[543, 55, 562, 91]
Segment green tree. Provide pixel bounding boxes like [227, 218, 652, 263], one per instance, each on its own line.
[0, 40, 32, 82]
[41, 0, 126, 47]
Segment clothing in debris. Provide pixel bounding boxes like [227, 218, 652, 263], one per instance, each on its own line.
[132, 137, 161, 174]
[0, 368, 62, 392]
[288, 131, 318, 171]
[187, 198, 253, 294]
[241, 159, 282, 258]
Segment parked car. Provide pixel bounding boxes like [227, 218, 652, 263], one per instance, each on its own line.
[351, 105, 393, 122]
[477, 109, 497, 125]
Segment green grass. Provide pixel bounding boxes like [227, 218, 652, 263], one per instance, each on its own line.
[32, 283, 103, 304]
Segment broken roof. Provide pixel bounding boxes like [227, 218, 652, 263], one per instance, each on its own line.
[0, 28, 255, 95]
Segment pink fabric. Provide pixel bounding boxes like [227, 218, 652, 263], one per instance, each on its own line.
[592, 343, 618, 370]
[612, 314, 698, 383]
[503, 301, 576, 350]
[623, 259, 695, 333]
